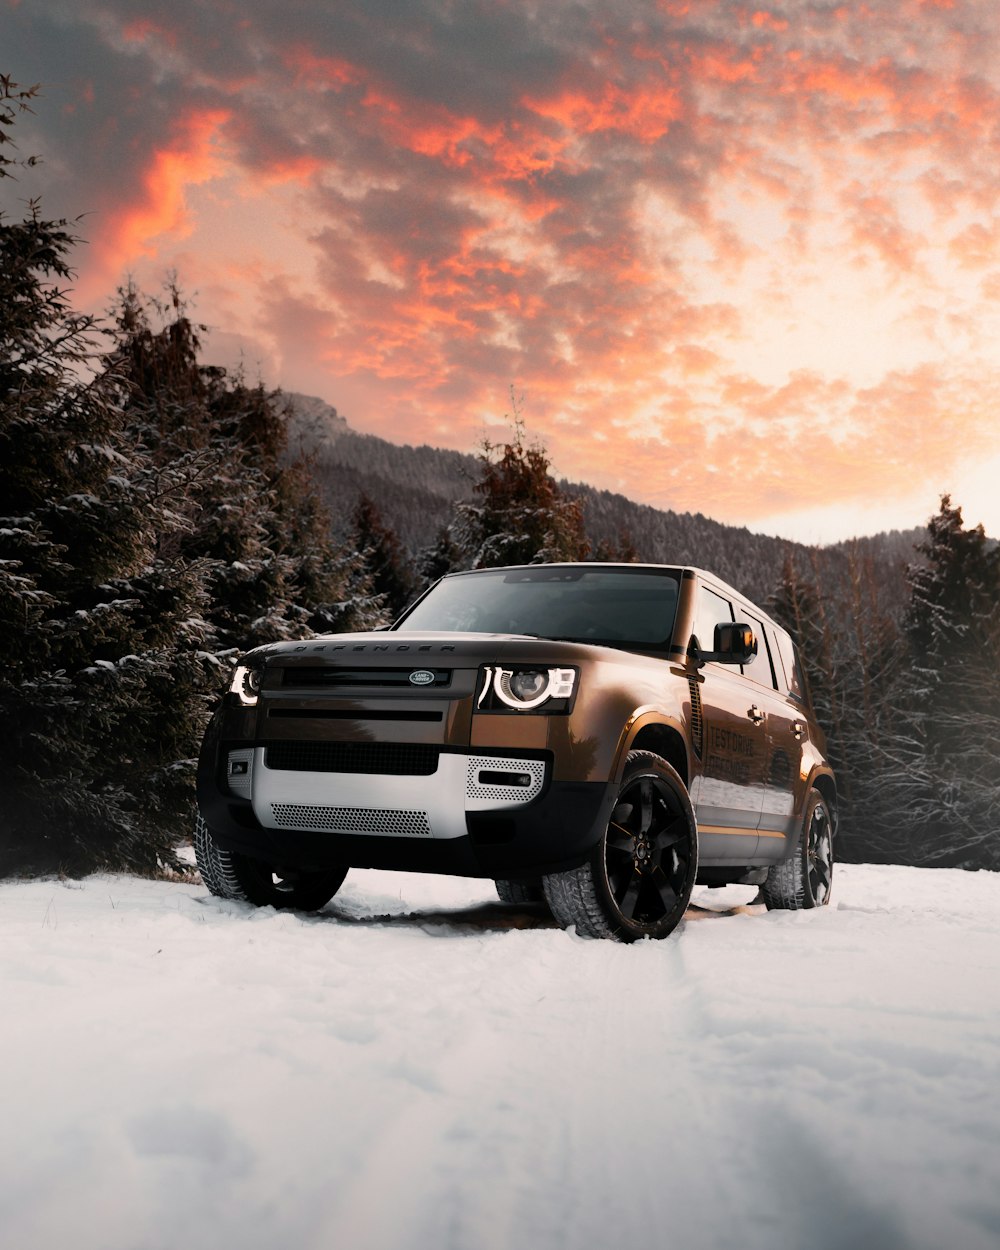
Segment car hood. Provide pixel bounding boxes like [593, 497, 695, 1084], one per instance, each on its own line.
[242, 631, 645, 668]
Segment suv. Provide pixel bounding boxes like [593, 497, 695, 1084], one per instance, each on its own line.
[195, 563, 836, 941]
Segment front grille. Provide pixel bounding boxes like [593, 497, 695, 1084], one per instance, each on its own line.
[283, 667, 452, 689]
[264, 741, 440, 776]
[268, 709, 443, 722]
[270, 803, 431, 837]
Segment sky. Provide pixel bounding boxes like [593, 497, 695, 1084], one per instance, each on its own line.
[4, 0, 1000, 544]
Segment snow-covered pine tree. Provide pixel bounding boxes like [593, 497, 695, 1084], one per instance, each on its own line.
[592, 528, 640, 562]
[769, 547, 915, 865]
[110, 285, 381, 645]
[454, 412, 589, 568]
[835, 542, 908, 864]
[0, 78, 219, 875]
[896, 495, 1000, 867]
[769, 553, 834, 725]
[417, 524, 466, 588]
[351, 492, 418, 620]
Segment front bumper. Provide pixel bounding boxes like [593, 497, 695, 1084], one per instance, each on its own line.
[197, 724, 614, 879]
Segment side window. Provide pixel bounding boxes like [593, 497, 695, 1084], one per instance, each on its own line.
[742, 612, 778, 689]
[772, 628, 806, 702]
[694, 586, 733, 658]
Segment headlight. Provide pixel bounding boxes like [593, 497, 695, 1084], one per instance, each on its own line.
[229, 663, 262, 707]
[509, 670, 548, 702]
[477, 666, 577, 712]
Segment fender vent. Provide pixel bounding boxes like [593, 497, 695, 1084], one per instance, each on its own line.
[688, 676, 704, 758]
[270, 803, 431, 838]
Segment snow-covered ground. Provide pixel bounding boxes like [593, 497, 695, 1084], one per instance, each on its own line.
[2, 863, 999, 1250]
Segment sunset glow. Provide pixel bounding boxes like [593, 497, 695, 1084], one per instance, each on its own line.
[7, 0, 1000, 541]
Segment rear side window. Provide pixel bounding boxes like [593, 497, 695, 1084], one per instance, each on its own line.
[772, 628, 806, 701]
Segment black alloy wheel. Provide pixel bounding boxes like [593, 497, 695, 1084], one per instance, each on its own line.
[761, 788, 834, 911]
[601, 759, 697, 935]
[231, 854, 349, 910]
[543, 751, 698, 941]
[194, 814, 347, 911]
[805, 797, 833, 905]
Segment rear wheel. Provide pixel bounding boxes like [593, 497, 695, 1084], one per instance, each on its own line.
[194, 814, 347, 911]
[761, 789, 833, 910]
[543, 751, 698, 941]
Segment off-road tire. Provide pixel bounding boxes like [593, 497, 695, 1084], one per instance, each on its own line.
[495, 879, 546, 905]
[194, 813, 347, 911]
[761, 789, 833, 910]
[543, 751, 698, 942]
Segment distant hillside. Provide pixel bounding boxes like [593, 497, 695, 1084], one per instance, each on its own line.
[286, 393, 920, 616]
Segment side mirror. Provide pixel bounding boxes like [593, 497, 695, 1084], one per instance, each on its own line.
[692, 623, 758, 667]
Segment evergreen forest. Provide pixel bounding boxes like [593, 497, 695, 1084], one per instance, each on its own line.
[3, 77, 999, 879]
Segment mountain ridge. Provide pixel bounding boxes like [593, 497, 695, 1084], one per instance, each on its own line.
[286, 392, 920, 614]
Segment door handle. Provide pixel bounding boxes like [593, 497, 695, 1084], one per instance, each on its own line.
[747, 704, 765, 725]
[791, 720, 806, 741]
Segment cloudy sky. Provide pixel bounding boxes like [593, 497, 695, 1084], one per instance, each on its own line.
[5, 0, 1000, 542]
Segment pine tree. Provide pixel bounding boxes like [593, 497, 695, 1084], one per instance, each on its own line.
[454, 409, 589, 568]
[351, 492, 418, 620]
[110, 284, 381, 646]
[769, 548, 909, 865]
[592, 528, 640, 563]
[769, 553, 833, 725]
[417, 524, 466, 588]
[0, 79, 378, 877]
[0, 78, 219, 875]
[894, 496, 1000, 866]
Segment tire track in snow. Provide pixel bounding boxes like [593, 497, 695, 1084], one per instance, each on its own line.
[312, 923, 733, 1250]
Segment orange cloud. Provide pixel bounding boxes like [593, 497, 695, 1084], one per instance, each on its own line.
[751, 11, 789, 32]
[94, 109, 231, 269]
[120, 18, 178, 48]
[25, 0, 1000, 539]
[256, 154, 324, 187]
[949, 222, 1000, 269]
[842, 184, 926, 275]
[280, 46, 364, 91]
[525, 81, 683, 143]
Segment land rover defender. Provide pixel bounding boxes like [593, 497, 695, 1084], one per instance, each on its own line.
[195, 563, 836, 940]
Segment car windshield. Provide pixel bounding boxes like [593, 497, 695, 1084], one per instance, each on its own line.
[393, 566, 681, 650]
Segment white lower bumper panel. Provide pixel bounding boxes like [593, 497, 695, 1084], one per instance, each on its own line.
[242, 749, 546, 840]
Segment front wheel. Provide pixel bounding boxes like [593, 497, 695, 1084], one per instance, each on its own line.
[495, 879, 546, 905]
[543, 751, 698, 942]
[194, 814, 348, 911]
[761, 789, 833, 910]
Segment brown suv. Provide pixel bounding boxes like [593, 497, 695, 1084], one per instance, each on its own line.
[195, 563, 836, 940]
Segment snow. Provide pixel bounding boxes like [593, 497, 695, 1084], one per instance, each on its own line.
[2, 863, 999, 1250]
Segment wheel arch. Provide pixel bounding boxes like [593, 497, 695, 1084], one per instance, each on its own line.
[809, 770, 839, 836]
[616, 715, 690, 790]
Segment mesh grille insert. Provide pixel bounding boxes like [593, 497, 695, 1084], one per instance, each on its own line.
[466, 756, 546, 803]
[270, 804, 431, 837]
[268, 708, 443, 722]
[264, 740, 440, 776]
[283, 667, 451, 688]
